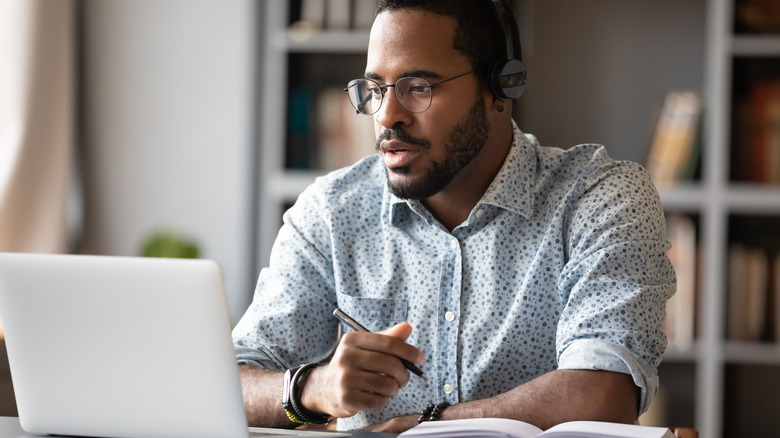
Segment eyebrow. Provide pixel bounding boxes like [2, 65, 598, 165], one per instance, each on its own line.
[364, 69, 444, 82]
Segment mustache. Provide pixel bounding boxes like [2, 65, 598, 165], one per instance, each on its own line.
[375, 128, 430, 151]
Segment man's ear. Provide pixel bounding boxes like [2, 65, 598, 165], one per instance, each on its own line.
[491, 96, 512, 115]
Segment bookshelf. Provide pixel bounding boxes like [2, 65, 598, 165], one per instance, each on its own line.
[655, 1, 780, 437]
[255, 1, 375, 268]
[255, 1, 780, 437]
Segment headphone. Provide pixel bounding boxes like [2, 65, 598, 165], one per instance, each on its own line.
[488, 0, 527, 100]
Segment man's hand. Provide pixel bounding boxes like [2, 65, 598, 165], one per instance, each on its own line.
[363, 413, 419, 433]
[300, 322, 425, 418]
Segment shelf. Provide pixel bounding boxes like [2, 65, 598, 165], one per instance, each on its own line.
[723, 184, 780, 213]
[731, 35, 780, 57]
[267, 170, 321, 203]
[271, 30, 370, 53]
[660, 184, 780, 213]
[724, 342, 780, 365]
[663, 342, 701, 363]
[658, 184, 707, 211]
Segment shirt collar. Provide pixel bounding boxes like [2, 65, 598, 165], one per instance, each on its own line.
[481, 120, 536, 218]
[387, 120, 537, 225]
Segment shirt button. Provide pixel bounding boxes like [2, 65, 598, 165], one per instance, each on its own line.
[475, 209, 484, 218]
[443, 383, 453, 394]
[445, 311, 456, 322]
[449, 239, 458, 250]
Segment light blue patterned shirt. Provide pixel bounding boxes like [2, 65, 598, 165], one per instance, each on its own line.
[233, 122, 675, 430]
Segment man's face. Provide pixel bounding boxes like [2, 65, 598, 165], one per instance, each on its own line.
[366, 10, 491, 200]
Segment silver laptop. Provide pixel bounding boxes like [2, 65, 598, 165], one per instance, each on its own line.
[0, 253, 346, 438]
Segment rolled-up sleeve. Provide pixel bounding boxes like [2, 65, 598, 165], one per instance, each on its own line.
[556, 161, 676, 414]
[231, 181, 341, 370]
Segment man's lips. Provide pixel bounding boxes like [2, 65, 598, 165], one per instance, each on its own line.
[380, 140, 421, 168]
[376, 129, 430, 169]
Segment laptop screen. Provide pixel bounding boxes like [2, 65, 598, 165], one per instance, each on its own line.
[0, 253, 248, 438]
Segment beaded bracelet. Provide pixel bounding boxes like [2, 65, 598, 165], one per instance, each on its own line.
[418, 401, 451, 423]
[429, 401, 450, 421]
[417, 404, 435, 424]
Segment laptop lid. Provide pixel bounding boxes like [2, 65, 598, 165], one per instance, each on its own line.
[0, 253, 249, 438]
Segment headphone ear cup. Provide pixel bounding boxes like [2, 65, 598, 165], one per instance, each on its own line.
[491, 58, 527, 100]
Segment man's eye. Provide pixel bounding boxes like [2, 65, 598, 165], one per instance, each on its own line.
[408, 85, 429, 95]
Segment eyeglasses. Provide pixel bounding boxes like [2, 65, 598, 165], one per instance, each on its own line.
[343, 69, 480, 115]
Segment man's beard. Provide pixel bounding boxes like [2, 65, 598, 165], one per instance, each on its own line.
[379, 96, 489, 200]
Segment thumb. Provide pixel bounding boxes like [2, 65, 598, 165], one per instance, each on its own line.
[378, 321, 413, 341]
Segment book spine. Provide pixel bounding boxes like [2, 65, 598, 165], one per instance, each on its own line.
[645, 91, 702, 188]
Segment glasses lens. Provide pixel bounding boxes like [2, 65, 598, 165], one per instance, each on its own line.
[347, 79, 382, 115]
[396, 77, 432, 113]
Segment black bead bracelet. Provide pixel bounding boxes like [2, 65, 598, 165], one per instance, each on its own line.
[418, 401, 451, 423]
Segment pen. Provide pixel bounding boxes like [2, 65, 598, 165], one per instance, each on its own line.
[332, 308, 429, 381]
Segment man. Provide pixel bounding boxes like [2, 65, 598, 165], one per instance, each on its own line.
[233, 0, 675, 433]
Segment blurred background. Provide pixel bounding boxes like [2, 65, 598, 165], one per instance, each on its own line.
[2, 1, 780, 437]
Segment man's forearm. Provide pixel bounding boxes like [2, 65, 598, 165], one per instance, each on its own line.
[238, 365, 293, 428]
[369, 369, 639, 433]
[444, 369, 639, 429]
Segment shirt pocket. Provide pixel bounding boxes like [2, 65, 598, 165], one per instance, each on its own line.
[336, 293, 408, 333]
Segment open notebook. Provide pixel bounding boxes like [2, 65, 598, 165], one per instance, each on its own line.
[399, 418, 675, 438]
[0, 253, 348, 438]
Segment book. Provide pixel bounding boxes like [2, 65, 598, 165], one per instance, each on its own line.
[287, 86, 316, 169]
[399, 418, 675, 438]
[353, 0, 378, 29]
[774, 254, 780, 342]
[728, 244, 748, 340]
[315, 86, 376, 171]
[748, 79, 780, 184]
[645, 91, 702, 188]
[731, 96, 754, 182]
[744, 247, 769, 341]
[736, 0, 780, 33]
[300, 0, 326, 29]
[727, 244, 770, 341]
[663, 214, 697, 350]
[326, 0, 351, 29]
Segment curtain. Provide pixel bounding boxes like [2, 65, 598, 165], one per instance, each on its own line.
[0, 0, 76, 256]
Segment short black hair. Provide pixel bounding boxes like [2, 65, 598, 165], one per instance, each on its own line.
[376, 0, 521, 91]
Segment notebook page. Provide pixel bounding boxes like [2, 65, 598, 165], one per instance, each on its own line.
[542, 421, 675, 438]
[399, 418, 543, 438]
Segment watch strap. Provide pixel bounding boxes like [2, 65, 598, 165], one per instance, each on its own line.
[281, 363, 331, 425]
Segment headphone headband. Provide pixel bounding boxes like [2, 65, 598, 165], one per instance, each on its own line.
[490, 0, 515, 65]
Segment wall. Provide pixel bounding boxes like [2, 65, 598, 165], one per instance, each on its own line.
[516, 0, 706, 163]
[79, 0, 256, 321]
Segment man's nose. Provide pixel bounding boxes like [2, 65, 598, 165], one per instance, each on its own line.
[375, 87, 411, 129]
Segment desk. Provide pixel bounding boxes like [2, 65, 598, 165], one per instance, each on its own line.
[0, 417, 397, 438]
[0, 417, 28, 437]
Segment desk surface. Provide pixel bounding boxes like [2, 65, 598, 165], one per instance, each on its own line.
[0, 417, 397, 438]
[0, 417, 29, 437]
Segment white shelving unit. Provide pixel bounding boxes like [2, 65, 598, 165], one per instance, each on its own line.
[256, 1, 780, 436]
[656, 1, 780, 437]
[256, 2, 370, 268]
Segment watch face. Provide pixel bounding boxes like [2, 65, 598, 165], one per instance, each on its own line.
[282, 368, 294, 405]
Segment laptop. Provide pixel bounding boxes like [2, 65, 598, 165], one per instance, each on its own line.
[0, 253, 351, 438]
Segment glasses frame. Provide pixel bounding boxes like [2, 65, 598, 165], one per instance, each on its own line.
[343, 68, 481, 115]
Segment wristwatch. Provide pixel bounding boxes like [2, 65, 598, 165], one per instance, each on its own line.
[281, 363, 332, 425]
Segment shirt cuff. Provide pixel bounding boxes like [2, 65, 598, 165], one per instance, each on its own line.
[233, 344, 287, 371]
[557, 338, 659, 415]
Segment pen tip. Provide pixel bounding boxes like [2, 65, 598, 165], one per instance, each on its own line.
[422, 372, 430, 381]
